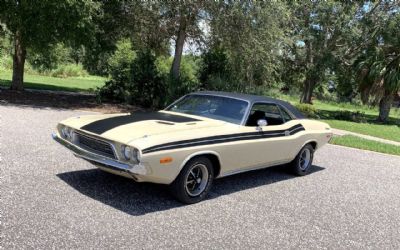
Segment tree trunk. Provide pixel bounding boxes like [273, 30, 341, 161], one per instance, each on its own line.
[300, 29, 315, 104]
[170, 16, 187, 81]
[11, 31, 26, 91]
[377, 90, 394, 123]
[300, 77, 315, 104]
[360, 85, 371, 105]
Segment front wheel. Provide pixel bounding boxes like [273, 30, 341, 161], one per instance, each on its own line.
[169, 156, 214, 204]
[290, 144, 314, 176]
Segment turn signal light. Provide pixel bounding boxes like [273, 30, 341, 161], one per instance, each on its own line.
[160, 157, 173, 164]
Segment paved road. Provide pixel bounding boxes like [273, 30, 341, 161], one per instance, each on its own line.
[1, 104, 400, 249]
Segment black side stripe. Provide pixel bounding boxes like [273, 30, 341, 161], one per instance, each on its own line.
[142, 124, 305, 154]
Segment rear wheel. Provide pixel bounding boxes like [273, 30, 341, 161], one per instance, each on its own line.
[290, 144, 314, 176]
[169, 156, 214, 204]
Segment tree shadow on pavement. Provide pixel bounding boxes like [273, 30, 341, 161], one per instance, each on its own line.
[57, 165, 324, 216]
[0, 88, 139, 113]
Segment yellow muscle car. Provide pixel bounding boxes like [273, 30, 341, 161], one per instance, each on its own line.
[53, 91, 332, 203]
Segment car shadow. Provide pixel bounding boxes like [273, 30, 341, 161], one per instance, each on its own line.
[57, 165, 325, 216]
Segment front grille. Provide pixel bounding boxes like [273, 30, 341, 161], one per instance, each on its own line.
[75, 132, 116, 159]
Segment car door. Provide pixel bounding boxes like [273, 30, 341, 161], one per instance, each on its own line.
[221, 102, 304, 173]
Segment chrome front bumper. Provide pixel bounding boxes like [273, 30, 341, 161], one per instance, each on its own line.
[52, 133, 147, 176]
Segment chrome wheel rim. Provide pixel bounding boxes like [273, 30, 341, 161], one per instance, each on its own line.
[185, 164, 209, 197]
[299, 148, 311, 171]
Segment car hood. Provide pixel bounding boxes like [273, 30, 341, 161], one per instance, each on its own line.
[61, 111, 227, 144]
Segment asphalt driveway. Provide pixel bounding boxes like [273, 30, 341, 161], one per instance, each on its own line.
[1, 104, 400, 249]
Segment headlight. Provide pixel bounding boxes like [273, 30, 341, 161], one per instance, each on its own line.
[121, 145, 140, 163]
[61, 126, 74, 141]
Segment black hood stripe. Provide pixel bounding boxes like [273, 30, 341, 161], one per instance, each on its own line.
[142, 124, 305, 154]
[81, 112, 200, 135]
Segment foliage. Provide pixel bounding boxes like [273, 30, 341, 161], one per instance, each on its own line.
[285, 1, 361, 103]
[99, 41, 202, 107]
[50, 64, 88, 78]
[107, 38, 136, 82]
[0, 0, 99, 52]
[99, 50, 166, 108]
[29, 43, 76, 72]
[149, 1, 209, 81]
[295, 103, 318, 118]
[81, 1, 137, 76]
[354, 5, 400, 122]
[208, 1, 289, 89]
[129, 50, 166, 107]
[157, 55, 201, 102]
[323, 110, 367, 123]
[199, 47, 233, 91]
[0, 24, 11, 57]
[0, 54, 12, 70]
[0, 0, 100, 89]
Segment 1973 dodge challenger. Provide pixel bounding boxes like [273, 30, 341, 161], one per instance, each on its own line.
[53, 91, 332, 203]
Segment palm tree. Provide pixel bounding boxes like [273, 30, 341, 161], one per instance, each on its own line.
[355, 10, 400, 123]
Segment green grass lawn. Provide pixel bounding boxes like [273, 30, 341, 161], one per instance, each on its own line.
[330, 135, 400, 156]
[0, 71, 106, 92]
[323, 119, 400, 142]
[280, 95, 400, 143]
[314, 100, 400, 143]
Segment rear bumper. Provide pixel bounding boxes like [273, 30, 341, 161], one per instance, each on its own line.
[52, 133, 147, 176]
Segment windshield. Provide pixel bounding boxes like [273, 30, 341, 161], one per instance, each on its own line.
[166, 94, 248, 124]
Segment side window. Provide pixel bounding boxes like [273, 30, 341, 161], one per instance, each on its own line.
[246, 103, 284, 126]
[280, 107, 292, 122]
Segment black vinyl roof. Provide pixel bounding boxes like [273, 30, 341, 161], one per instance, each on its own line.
[191, 91, 306, 119]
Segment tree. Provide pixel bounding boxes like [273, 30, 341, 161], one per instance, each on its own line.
[207, 1, 289, 90]
[92, 1, 204, 81]
[355, 3, 400, 122]
[0, 0, 99, 90]
[157, 1, 206, 81]
[286, 1, 361, 103]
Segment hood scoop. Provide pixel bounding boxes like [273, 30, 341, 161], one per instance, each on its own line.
[156, 121, 175, 125]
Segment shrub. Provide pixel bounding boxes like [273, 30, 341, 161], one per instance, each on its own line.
[199, 47, 233, 91]
[129, 50, 166, 107]
[0, 55, 12, 70]
[107, 38, 136, 78]
[295, 103, 319, 118]
[99, 49, 166, 108]
[156, 55, 201, 104]
[99, 43, 202, 108]
[330, 110, 367, 122]
[50, 64, 88, 78]
[97, 39, 136, 101]
[29, 43, 76, 72]
[0, 55, 37, 75]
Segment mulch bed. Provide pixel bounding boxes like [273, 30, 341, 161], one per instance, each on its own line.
[0, 88, 141, 113]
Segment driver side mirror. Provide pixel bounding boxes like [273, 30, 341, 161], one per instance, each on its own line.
[257, 119, 267, 130]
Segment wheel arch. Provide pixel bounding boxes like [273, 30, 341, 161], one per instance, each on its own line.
[290, 140, 317, 162]
[178, 151, 222, 178]
[305, 140, 317, 150]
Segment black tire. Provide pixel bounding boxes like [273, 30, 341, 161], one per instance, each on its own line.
[290, 144, 314, 176]
[169, 156, 214, 204]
